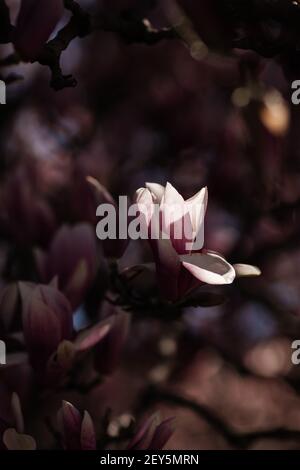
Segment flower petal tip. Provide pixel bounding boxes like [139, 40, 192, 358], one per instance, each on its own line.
[233, 264, 262, 278]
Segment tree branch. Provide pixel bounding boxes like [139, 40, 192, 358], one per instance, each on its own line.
[36, 0, 177, 90]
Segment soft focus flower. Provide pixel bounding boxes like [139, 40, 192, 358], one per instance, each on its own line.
[0, 284, 19, 335]
[3, 428, 36, 450]
[58, 401, 96, 450]
[35, 223, 98, 309]
[20, 283, 73, 372]
[93, 308, 130, 375]
[127, 414, 175, 450]
[172, 0, 233, 51]
[0, 417, 9, 451]
[14, 0, 64, 61]
[135, 182, 261, 301]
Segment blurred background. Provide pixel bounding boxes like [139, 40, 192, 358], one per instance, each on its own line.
[1, 0, 300, 450]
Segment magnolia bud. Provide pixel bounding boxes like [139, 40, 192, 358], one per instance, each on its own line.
[14, 0, 64, 61]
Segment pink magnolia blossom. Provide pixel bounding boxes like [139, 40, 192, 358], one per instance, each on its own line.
[35, 223, 98, 309]
[135, 182, 261, 301]
[14, 0, 64, 61]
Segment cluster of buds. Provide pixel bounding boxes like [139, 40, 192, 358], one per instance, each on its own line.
[58, 401, 174, 451]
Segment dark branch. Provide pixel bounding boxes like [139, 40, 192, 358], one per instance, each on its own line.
[143, 385, 300, 449]
[36, 0, 176, 90]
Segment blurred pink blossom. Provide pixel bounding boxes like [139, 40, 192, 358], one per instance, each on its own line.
[14, 0, 64, 60]
[35, 223, 98, 309]
[20, 282, 73, 372]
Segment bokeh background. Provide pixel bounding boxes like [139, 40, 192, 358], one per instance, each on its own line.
[1, 0, 300, 450]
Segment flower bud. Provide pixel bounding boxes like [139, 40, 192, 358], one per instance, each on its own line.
[20, 283, 73, 371]
[35, 223, 98, 309]
[127, 414, 174, 450]
[14, 0, 64, 61]
[94, 310, 130, 375]
[58, 401, 96, 450]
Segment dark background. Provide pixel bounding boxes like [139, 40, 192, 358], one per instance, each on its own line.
[1, 0, 300, 450]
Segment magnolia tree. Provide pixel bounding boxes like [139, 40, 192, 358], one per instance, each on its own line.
[0, 0, 300, 452]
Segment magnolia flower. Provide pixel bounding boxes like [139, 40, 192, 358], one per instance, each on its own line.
[14, 0, 64, 60]
[135, 182, 261, 301]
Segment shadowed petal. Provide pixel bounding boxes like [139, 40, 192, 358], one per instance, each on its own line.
[147, 417, 175, 450]
[155, 237, 180, 301]
[80, 411, 96, 451]
[3, 429, 36, 450]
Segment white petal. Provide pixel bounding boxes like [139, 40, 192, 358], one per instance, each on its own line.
[135, 188, 154, 225]
[162, 182, 184, 206]
[186, 186, 208, 207]
[180, 252, 236, 285]
[135, 187, 149, 203]
[185, 187, 208, 249]
[160, 183, 194, 253]
[145, 182, 165, 204]
[234, 264, 261, 277]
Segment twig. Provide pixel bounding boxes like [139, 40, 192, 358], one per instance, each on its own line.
[36, 0, 177, 90]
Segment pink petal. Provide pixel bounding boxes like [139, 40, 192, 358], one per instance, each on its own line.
[160, 183, 194, 254]
[61, 401, 82, 450]
[80, 411, 96, 450]
[135, 187, 155, 227]
[14, 0, 64, 60]
[147, 417, 175, 450]
[74, 321, 111, 353]
[185, 186, 208, 250]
